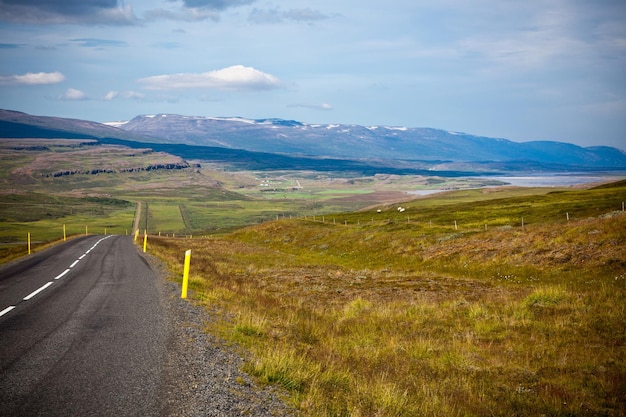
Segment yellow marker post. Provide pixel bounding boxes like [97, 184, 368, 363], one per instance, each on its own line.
[63, 224, 66, 241]
[143, 231, 147, 253]
[85, 225, 88, 236]
[134, 229, 139, 241]
[181, 249, 191, 299]
[28, 232, 31, 255]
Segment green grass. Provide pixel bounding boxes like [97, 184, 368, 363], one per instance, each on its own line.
[148, 181, 626, 416]
[0, 193, 136, 262]
[144, 202, 186, 233]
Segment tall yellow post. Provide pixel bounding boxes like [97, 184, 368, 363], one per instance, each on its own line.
[181, 249, 191, 299]
[134, 229, 139, 241]
[63, 224, 66, 241]
[28, 232, 31, 255]
[85, 225, 88, 236]
[143, 231, 147, 253]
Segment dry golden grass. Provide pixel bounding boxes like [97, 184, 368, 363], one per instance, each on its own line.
[148, 187, 626, 416]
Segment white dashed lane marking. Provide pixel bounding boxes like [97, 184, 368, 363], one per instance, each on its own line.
[23, 282, 54, 301]
[54, 269, 70, 280]
[0, 306, 16, 317]
[0, 235, 113, 317]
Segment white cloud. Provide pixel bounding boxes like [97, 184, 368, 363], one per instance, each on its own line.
[60, 88, 87, 100]
[137, 65, 281, 91]
[104, 90, 144, 100]
[104, 91, 118, 100]
[0, 71, 65, 85]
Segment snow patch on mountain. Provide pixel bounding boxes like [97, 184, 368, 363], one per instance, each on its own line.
[103, 120, 129, 127]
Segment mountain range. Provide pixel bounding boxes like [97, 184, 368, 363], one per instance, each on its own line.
[1, 109, 625, 173]
[111, 114, 626, 169]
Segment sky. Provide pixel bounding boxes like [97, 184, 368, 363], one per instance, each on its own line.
[0, 0, 625, 150]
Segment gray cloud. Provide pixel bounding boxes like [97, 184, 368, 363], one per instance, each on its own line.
[71, 38, 127, 48]
[2, 0, 118, 15]
[249, 7, 329, 24]
[0, 0, 137, 25]
[288, 103, 333, 111]
[283, 8, 328, 22]
[174, 0, 256, 11]
[144, 7, 220, 22]
[147, 0, 254, 21]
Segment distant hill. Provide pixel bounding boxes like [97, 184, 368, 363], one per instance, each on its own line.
[114, 113, 626, 169]
[0, 109, 162, 143]
[1, 109, 625, 172]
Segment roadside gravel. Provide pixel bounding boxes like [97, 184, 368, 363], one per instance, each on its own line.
[142, 252, 298, 417]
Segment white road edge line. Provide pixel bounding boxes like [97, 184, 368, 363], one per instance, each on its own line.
[79, 254, 86, 260]
[54, 269, 70, 280]
[69, 260, 79, 268]
[23, 282, 53, 301]
[0, 306, 16, 317]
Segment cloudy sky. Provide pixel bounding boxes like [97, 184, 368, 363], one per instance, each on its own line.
[0, 0, 625, 149]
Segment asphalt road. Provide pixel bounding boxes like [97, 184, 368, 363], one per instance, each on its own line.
[0, 235, 166, 416]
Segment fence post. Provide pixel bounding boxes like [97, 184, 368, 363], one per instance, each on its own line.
[181, 249, 191, 299]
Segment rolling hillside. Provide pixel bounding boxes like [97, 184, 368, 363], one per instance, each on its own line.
[150, 180, 626, 416]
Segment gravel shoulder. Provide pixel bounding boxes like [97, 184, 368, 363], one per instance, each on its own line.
[141, 252, 298, 417]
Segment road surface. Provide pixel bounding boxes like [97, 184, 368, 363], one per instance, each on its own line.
[0, 235, 166, 416]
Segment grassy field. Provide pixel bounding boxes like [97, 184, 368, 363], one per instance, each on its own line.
[2, 139, 625, 414]
[1, 139, 510, 242]
[0, 191, 136, 261]
[148, 181, 626, 416]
